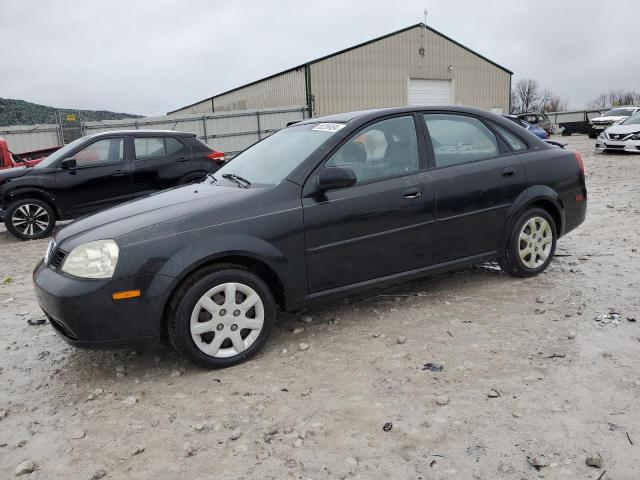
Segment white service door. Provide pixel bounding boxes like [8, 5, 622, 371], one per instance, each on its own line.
[407, 79, 453, 105]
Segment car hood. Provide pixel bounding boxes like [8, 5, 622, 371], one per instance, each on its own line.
[605, 124, 640, 134]
[0, 166, 31, 180]
[54, 182, 259, 248]
[592, 116, 628, 122]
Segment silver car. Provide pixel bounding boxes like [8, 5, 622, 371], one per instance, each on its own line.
[596, 112, 640, 154]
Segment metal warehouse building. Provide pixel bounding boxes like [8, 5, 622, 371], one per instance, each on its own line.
[168, 23, 512, 118]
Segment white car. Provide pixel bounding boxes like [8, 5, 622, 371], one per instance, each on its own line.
[589, 106, 640, 138]
[596, 112, 640, 153]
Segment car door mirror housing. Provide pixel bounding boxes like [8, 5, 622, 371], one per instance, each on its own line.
[317, 166, 357, 190]
[60, 158, 77, 170]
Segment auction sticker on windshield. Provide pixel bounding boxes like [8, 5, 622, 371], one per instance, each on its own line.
[312, 123, 346, 133]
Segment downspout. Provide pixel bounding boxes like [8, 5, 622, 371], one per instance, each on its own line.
[304, 64, 313, 118]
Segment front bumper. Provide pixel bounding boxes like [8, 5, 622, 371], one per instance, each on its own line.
[595, 138, 640, 153]
[33, 260, 174, 347]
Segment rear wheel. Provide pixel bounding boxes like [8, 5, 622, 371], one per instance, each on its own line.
[4, 198, 55, 240]
[167, 264, 276, 368]
[498, 208, 557, 277]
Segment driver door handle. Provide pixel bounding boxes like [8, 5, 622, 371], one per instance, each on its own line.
[403, 186, 422, 199]
[502, 167, 515, 177]
[112, 169, 126, 177]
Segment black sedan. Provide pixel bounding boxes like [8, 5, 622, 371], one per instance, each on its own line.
[0, 130, 224, 240]
[33, 106, 587, 368]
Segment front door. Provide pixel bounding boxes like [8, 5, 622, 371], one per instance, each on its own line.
[302, 114, 435, 294]
[55, 136, 132, 217]
[421, 113, 528, 263]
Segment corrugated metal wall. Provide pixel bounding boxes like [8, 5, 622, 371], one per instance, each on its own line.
[310, 26, 510, 116]
[3, 107, 308, 157]
[0, 125, 60, 154]
[168, 68, 306, 117]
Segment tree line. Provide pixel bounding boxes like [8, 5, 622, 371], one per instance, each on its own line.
[510, 79, 640, 114]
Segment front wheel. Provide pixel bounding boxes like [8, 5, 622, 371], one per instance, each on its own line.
[4, 198, 56, 240]
[498, 208, 557, 277]
[167, 264, 276, 368]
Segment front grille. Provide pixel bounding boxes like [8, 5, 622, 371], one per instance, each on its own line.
[593, 121, 612, 126]
[607, 133, 627, 140]
[49, 248, 68, 270]
[606, 144, 625, 149]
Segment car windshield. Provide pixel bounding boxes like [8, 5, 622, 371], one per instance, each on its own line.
[35, 136, 87, 168]
[213, 123, 340, 186]
[622, 112, 640, 125]
[605, 108, 635, 117]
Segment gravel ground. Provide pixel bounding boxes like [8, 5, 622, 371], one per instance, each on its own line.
[0, 135, 639, 479]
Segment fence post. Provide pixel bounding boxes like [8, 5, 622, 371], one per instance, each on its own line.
[202, 115, 208, 144]
[256, 111, 261, 140]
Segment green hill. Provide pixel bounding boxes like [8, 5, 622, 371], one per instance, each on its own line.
[0, 98, 142, 127]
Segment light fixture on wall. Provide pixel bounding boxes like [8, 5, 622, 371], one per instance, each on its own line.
[448, 65, 454, 72]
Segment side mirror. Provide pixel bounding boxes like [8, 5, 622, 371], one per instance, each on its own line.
[317, 166, 357, 190]
[60, 158, 77, 170]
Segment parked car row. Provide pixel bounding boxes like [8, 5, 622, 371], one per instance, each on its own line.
[0, 130, 225, 240]
[30, 106, 587, 367]
[595, 111, 640, 154]
[589, 106, 640, 139]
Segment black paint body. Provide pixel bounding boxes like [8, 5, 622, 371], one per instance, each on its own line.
[32, 106, 587, 347]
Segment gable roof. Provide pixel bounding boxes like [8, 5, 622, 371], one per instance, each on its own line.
[168, 23, 513, 114]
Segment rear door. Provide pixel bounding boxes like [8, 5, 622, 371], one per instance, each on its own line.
[421, 113, 528, 264]
[55, 136, 131, 216]
[130, 135, 192, 196]
[302, 114, 435, 294]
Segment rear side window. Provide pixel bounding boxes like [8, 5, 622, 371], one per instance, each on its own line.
[492, 123, 528, 152]
[423, 114, 499, 167]
[134, 137, 166, 159]
[165, 137, 184, 155]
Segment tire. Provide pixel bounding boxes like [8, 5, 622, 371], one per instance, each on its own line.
[167, 263, 276, 368]
[498, 208, 557, 278]
[4, 198, 56, 241]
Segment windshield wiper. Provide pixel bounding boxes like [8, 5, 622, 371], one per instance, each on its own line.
[206, 172, 218, 183]
[222, 173, 251, 188]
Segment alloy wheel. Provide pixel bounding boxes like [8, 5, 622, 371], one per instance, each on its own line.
[518, 216, 553, 268]
[11, 203, 51, 238]
[190, 282, 264, 358]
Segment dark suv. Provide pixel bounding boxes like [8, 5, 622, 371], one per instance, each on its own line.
[33, 106, 587, 368]
[0, 130, 224, 240]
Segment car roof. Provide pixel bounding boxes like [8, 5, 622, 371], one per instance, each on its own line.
[88, 130, 195, 138]
[295, 105, 507, 125]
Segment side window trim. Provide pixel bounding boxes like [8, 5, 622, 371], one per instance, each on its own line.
[420, 112, 511, 170]
[318, 113, 425, 188]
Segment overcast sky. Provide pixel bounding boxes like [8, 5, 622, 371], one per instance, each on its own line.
[1, 0, 638, 116]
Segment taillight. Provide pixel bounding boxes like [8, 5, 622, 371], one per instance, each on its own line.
[574, 151, 585, 174]
[206, 150, 225, 165]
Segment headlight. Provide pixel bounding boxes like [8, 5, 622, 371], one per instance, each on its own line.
[61, 240, 119, 279]
[598, 133, 605, 139]
[631, 133, 640, 140]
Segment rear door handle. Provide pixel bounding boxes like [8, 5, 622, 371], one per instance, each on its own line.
[502, 167, 515, 177]
[112, 169, 127, 177]
[177, 156, 191, 163]
[403, 186, 422, 199]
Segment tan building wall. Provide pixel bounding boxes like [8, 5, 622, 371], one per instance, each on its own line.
[167, 24, 511, 118]
[309, 25, 510, 116]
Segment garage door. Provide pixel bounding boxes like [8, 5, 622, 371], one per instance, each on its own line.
[407, 79, 454, 105]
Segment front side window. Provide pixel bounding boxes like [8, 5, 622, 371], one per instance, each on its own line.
[325, 116, 419, 183]
[423, 114, 499, 167]
[134, 137, 166, 159]
[73, 138, 124, 166]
